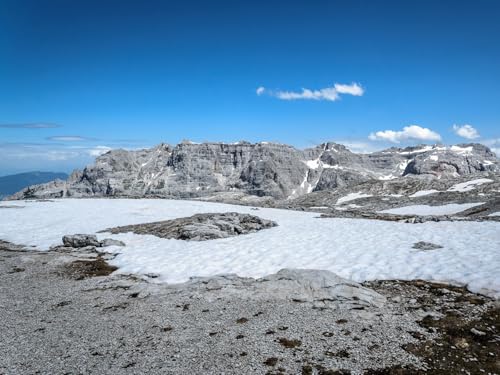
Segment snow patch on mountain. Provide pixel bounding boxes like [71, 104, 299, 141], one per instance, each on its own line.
[380, 202, 485, 216]
[336, 192, 373, 205]
[447, 178, 494, 192]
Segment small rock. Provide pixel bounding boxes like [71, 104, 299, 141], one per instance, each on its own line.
[454, 337, 469, 349]
[100, 238, 126, 247]
[412, 241, 443, 251]
[470, 328, 486, 336]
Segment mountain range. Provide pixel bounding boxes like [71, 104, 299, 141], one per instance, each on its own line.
[7, 141, 498, 202]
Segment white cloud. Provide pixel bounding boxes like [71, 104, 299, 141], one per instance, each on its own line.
[88, 146, 112, 157]
[47, 136, 94, 142]
[0, 122, 62, 129]
[333, 83, 364, 96]
[257, 83, 364, 102]
[453, 124, 480, 140]
[369, 125, 442, 143]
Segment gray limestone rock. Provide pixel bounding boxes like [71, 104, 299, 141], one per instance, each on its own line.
[256, 269, 387, 309]
[6, 141, 498, 201]
[183, 268, 386, 309]
[100, 212, 277, 241]
[402, 143, 498, 178]
[100, 238, 126, 247]
[412, 241, 444, 251]
[62, 234, 100, 248]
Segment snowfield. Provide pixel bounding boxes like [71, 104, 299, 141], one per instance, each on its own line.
[1, 199, 499, 298]
[447, 178, 494, 192]
[336, 192, 373, 205]
[380, 202, 485, 216]
[409, 189, 440, 198]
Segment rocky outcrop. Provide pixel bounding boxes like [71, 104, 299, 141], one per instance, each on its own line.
[60, 234, 125, 249]
[100, 212, 277, 241]
[183, 268, 386, 309]
[7, 141, 499, 200]
[402, 144, 497, 178]
[62, 234, 101, 248]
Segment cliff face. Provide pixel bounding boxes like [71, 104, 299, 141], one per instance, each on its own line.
[8, 141, 499, 200]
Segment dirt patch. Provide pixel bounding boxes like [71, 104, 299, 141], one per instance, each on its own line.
[264, 357, 279, 366]
[277, 337, 302, 348]
[62, 257, 118, 280]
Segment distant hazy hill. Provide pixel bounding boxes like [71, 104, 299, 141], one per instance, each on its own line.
[0, 172, 68, 199]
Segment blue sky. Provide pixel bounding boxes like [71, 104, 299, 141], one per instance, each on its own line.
[1, 0, 499, 175]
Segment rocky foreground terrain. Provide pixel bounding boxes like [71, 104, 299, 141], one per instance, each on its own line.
[1, 241, 498, 374]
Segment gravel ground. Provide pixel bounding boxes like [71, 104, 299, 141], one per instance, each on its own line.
[0, 243, 498, 375]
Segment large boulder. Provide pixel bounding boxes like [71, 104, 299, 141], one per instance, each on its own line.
[62, 234, 100, 248]
[256, 269, 386, 308]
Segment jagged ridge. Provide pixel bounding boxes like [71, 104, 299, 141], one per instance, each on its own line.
[7, 141, 499, 200]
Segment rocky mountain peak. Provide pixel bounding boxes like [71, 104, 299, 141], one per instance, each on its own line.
[6, 141, 499, 201]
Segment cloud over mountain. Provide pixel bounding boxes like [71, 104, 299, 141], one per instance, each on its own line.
[369, 125, 442, 143]
[453, 124, 480, 140]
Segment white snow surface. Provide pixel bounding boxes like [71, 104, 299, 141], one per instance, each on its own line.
[1, 199, 499, 298]
[381, 202, 485, 216]
[409, 190, 440, 198]
[447, 178, 494, 192]
[336, 192, 373, 205]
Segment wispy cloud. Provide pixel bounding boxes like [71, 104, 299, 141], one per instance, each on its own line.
[46, 135, 95, 142]
[369, 125, 442, 143]
[0, 122, 62, 129]
[452, 124, 480, 140]
[257, 83, 364, 102]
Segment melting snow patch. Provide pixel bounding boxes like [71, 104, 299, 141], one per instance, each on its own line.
[380, 202, 485, 216]
[304, 159, 320, 169]
[450, 145, 473, 155]
[409, 190, 440, 198]
[378, 174, 397, 181]
[304, 159, 339, 170]
[488, 212, 500, 217]
[336, 192, 373, 205]
[447, 178, 493, 192]
[0, 199, 499, 297]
